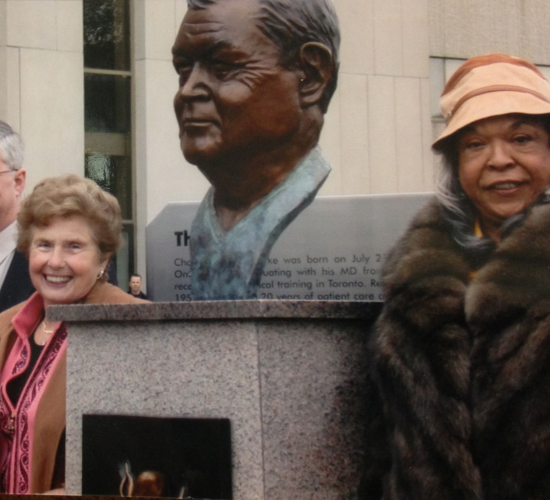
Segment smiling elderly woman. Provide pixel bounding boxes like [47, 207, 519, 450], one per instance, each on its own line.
[364, 54, 550, 500]
[0, 175, 147, 495]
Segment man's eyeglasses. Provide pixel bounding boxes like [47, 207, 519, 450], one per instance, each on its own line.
[0, 170, 16, 175]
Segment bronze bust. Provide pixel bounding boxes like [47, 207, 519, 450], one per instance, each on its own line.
[172, 0, 340, 299]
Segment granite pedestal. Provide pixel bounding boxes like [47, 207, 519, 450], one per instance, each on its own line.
[48, 300, 382, 500]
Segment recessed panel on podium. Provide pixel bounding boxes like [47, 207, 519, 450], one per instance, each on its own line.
[82, 414, 232, 499]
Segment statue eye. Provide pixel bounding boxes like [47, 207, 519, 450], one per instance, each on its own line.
[174, 57, 194, 86]
[177, 66, 193, 86]
[210, 61, 235, 79]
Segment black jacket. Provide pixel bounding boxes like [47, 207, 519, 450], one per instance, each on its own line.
[365, 198, 550, 500]
[0, 251, 34, 313]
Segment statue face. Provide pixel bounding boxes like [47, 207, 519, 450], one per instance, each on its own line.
[172, 0, 302, 172]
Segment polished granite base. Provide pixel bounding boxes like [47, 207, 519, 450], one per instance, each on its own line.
[48, 300, 382, 500]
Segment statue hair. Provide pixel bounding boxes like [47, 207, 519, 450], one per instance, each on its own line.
[186, 0, 340, 112]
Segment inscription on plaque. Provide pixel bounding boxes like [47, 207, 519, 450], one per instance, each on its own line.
[259, 252, 382, 301]
[147, 194, 431, 302]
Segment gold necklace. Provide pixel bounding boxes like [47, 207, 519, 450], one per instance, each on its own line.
[42, 320, 55, 334]
[36, 321, 56, 347]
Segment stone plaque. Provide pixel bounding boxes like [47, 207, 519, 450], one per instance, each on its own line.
[146, 193, 431, 302]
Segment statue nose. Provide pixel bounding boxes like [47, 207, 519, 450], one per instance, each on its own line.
[178, 63, 211, 101]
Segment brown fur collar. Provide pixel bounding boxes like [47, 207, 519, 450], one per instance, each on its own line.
[367, 198, 550, 500]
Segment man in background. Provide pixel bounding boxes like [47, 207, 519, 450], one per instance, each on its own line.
[0, 121, 34, 312]
[128, 274, 147, 299]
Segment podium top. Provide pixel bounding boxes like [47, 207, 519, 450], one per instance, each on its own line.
[47, 300, 382, 323]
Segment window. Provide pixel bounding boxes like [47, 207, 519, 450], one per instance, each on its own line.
[83, 0, 133, 287]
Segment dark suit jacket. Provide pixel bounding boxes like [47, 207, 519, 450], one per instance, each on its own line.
[0, 251, 34, 313]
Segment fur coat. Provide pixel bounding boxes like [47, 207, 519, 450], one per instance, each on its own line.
[364, 198, 550, 500]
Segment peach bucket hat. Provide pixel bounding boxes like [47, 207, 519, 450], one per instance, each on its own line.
[432, 53, 550, 150]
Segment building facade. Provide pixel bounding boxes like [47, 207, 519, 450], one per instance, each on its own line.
[1, 0, 550, 287]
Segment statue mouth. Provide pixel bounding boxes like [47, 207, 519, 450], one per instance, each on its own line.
[181, 117, 219, 133]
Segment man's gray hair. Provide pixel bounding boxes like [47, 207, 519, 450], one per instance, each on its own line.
[186, 0, 340, 112]
[0, 121, 24, 171]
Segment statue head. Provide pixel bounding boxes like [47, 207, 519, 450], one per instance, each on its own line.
[172, 0, 340, 181]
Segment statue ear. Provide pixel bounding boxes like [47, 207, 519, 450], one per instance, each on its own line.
[298, 42, 334, 107]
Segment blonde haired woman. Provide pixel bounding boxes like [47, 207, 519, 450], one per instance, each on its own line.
[0, 175, 147, 494]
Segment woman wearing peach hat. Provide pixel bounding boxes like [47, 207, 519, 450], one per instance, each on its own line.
[364, 54, 550, 500]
